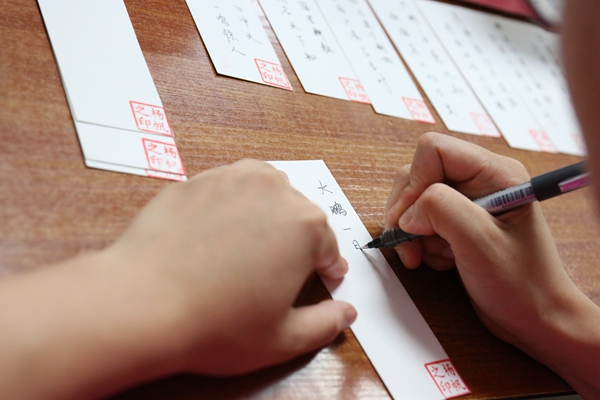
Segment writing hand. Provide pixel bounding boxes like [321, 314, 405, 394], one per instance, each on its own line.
[384, 132, 580, 347]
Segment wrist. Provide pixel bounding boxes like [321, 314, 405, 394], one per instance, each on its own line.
[512, 282, 600, 396]
[81, 248, 196, 382]
[0, 249, 197, 399]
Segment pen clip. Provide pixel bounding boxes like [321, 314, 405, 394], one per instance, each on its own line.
[559, 173, 591, 193]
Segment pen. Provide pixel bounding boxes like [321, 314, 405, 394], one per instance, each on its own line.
[362, 161, 591, 249]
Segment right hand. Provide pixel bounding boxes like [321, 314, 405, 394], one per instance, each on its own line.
[384, 132, 579, 345]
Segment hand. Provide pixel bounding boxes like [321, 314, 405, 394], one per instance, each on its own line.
[104, 159, 356, 376]
[0, 159, 357, 400]
[384, 132, 578, 345]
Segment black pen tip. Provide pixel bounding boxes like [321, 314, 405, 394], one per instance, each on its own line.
[361, 237, 382, 249]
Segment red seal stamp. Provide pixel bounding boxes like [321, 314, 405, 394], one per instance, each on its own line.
[254, 59, 292, 90]
[403, 97, 435, 124]
[425, 359, 470, 399]
[142, 138, 185, 175]
[528, 129, 557, 153]
[130, 101, 173, 136]
[339, 77, 371, 104]
[470, 112, 500, 137]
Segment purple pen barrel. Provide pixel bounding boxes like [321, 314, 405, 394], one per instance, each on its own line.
[473, 182, 536, 214]
[473, 161, 588, 214]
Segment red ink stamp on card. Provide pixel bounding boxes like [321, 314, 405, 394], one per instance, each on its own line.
[470, 112, 500, 137]
[130, 101, 173, 136]
[403, 97, 435, 124]
[142, 138, 185, 175]
[339, 77, 371, 104]
[425, 359, 470, 399]
[528, 129, 557, 153]
[254, 59, 292, 90]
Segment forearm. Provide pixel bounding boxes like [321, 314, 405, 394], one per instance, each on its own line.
[515, 284, 600, 399]
[0, 251, 187, 399]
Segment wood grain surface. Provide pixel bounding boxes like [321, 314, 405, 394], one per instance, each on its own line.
[1, 0, 598, 398]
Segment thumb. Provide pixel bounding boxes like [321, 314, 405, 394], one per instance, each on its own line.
[399, 183, 500, 251]
[277, 300, 357, 359]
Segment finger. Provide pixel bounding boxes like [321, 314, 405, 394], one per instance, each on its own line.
[422, 254, 456, 271]
[399, 182, 501, 262]
[318, 256, 349, 280]
[396, 231, 454, 270]
[422, 235, 455, 271]
[398, 133, 530, 213]
[385, 164, 411, 230]
[278, 170, 290, 183]
[311, 216, 348, 280]
[277, 300, 357, 359]
[395, 241, 422, 269]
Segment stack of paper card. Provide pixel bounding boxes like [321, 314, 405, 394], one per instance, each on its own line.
[369, 0, 498, 136]
[415, 0, 585, 155]
[38, 0, 187, 181]
[316, 0, 435, 122]
[369, 0, 584, 155]
[257, 0, 368, 102]
[185, 0, 292, 91]
[269, 160, 471, 400]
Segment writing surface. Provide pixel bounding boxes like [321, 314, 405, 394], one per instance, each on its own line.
[268, 160, 470, 399]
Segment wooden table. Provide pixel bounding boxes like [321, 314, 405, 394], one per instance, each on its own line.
[1, 0, 598, 398]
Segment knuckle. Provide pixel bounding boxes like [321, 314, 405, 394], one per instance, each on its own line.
[506, 158, 530, 180]
[234, 158, 267, 169]
[420, 183, 452, 209]
[396, 164, 411, 179]
[490, 156, 530, 186]
[418, 131, 442, 148]
[235, 162, 285, 190]
[300, 205, 329, 236]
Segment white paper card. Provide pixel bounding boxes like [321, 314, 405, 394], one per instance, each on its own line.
[85, 160, 187, 182]
[258, 0, 366, 101]
[38, 0, 186, 180]
[466, 13, 584, 155]
[268, 160, 471, 400]
[76, 122, 186, 176]
[417, 0, 581, 154]
[369, 0, 497, 136]
[37, 0, 170, 135]
[318, 0, 434, 122]
[186, 0, 292, 90]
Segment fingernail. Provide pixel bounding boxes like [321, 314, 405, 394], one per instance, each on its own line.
[344, 307, 358, 328]
[396, 248, 408, 267]
[441, 247, 455, 260]
[333, 259, 349, 279]
[278, 170, 290, 182]
[399, 206, 413, 227]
